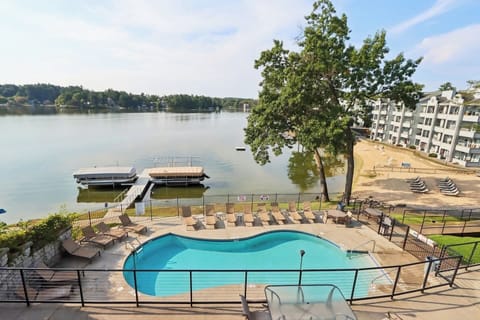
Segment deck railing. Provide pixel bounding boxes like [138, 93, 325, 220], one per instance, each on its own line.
[0, 255, 462, 307]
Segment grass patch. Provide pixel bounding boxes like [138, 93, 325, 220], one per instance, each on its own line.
[429, 235, 480, 264]
[390, 213, 463, 225]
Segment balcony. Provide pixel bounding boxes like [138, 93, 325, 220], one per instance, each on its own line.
[459, 129, 476, 139]
[462, 114, 479, 123]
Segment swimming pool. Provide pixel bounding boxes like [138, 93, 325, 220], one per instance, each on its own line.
[123, 230, 381, 297]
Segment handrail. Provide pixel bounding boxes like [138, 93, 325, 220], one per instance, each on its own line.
[347, 240, 376, 255]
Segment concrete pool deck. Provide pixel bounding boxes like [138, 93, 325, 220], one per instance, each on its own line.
[3, 216, 479, 319]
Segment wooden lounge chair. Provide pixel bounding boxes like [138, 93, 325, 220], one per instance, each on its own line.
[119, 214, 147, 234]
[81, 226, 115, 249]
[286, 202, 302, 224]
[270, 203, 285, 225]
[97, 222, 128, 240]
[34, 261, 78, 283]
[243, 204, 254, 226]
[16, 284, 72, 301]
[205, 204, 218, 229]
[62, 238, 101, 261]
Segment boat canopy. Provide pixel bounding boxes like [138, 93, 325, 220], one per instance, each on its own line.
[148, 166, 205, 178]
[73, 166, 137, 179]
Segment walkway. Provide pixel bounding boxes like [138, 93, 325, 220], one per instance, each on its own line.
[104, 169, 152, 218]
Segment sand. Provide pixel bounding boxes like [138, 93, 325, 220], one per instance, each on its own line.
[352, 139, 480, 209]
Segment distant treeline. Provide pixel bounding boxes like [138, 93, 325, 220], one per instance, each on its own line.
[0, 83, 256, 112]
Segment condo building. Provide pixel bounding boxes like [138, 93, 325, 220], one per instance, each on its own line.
[369, 88, 480, 167]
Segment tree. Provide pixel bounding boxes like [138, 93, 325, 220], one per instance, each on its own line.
[439, 82, 455, 91]
[245, 0, 422, 202]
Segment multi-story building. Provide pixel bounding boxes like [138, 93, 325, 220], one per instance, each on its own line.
[369, 88, 480, 167]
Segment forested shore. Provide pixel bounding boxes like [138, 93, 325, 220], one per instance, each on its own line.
[0, 83, 256, 114]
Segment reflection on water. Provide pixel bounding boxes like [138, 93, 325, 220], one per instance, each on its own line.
[287, 152, 345, 192]
[76, 187, 126, 203]
[150, 185, 210, 200]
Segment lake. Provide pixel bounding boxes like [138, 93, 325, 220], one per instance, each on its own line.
[0, 111, 345, 224]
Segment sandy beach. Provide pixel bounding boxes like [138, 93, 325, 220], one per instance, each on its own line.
[353, 139, 480, 208]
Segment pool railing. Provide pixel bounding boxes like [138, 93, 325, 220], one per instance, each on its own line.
[0, 255, 462, 307]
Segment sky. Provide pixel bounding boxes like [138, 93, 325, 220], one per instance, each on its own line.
[0, 0, 478, 98]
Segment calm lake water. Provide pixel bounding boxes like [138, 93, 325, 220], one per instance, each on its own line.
[0, 111, 345, 224]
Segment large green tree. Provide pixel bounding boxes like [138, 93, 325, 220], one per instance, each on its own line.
[245, 0, 422, 202]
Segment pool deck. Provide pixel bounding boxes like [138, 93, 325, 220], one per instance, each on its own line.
[3, 216, 479, 319]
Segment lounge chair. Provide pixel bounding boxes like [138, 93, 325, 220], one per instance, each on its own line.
[270, 203, 285, 225]
[81, 226, 115, 249]
[16, 284, 72, 301]
[243, 204, 254, 226]
[119, 214, 147, 234]
[181, 206, 205, 230]
[34, 261, 78, 283]
[205, 204, 219, 229]
[62, 238, 101, 261]
[286, 202, 302, 224]
[97, 222, 128, 240]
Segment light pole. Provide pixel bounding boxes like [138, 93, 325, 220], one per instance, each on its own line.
[298, 249, 306, 286]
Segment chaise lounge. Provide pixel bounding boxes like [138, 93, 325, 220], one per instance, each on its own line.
[62, 238, 101, 262]
[81, 225, 115, 249]
[119, 214, 147, 234]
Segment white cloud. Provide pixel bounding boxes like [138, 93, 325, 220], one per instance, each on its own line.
[0, 0, 312, 97]
[389, 0, 457, 35]
[415, 24, 480, 64]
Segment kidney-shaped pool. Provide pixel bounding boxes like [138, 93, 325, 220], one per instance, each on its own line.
[123, 230, 381, 297]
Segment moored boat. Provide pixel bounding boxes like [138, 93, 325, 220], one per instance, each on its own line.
[73, 166, 138, 187]
[148, 166, 209, 186]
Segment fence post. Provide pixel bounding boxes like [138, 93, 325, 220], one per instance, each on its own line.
[402, 226, 410, 250]
[227, 194, 230, 203]
[466, 242, 478, 270]
[150, 200, 153, 221]
[88, 211, 92, 226]
[349, 270, 359, 304]
[402, 209, 406, 224]
[391, 266, 402, 299]
[77, 269, 85, 306]
[176, 197, 179, 216]
[377, 213, 383, 234]
[244, 271, 248, 298]
[190, 271, 193, 307]
[388, 219, 396, 241]
[19, 269, 30, 307]
[441, 219, 447, 235]
[420, 210, 427, 234]
[297, 193, 301, 209]
[133, 269, 139, 307]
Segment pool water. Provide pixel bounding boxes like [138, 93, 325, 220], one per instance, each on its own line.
[123, 230, 380, 297]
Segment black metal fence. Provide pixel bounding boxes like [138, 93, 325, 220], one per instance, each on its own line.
[0, 255, 462, 307]
[355, 203, 480, 271]
[399, 208, 480, 236]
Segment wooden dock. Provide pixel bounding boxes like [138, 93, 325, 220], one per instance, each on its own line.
[104, 169, 152, 218]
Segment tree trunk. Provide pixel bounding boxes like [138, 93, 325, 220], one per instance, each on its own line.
[344, 127, 355, 204]
[313, 148, 330, 202]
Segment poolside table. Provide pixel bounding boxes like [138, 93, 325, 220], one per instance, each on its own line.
[324, 210, 347, 224]
[265, 284, 357, 320]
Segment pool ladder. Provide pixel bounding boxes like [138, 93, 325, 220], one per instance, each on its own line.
[125, 237, 143, 255]
[346, 240, 376, 258]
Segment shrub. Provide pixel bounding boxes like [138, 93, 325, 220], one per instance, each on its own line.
[409, 145, 416, 149]
[0, 229, 27, 253]
[28, 214, 74, 249]
[428, 153, 438, 158]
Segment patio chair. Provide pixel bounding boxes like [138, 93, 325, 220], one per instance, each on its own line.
[119, 214, 147, 234]
[16, 284, 72, 301]
[34, 261, 78, 283]
[81, 226, 115, 249]
[205, 204, 219, 229]
[225, 203, 237, 227]
[97, 222, 128, 240]
[62, 238, 101, 262]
